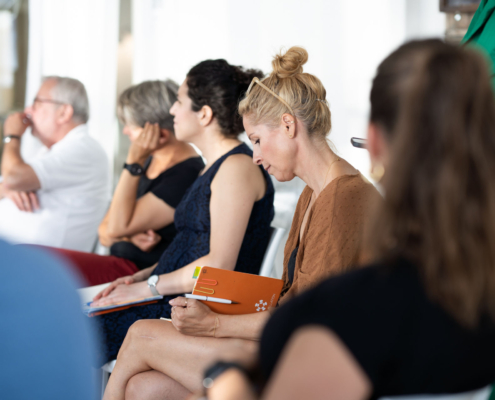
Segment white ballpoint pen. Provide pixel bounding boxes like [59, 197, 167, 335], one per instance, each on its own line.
[185, 294, 238, 304]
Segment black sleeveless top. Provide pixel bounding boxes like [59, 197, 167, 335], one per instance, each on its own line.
[153, 143, 275, 276]
[261, 257, 495, 399]
[97, 143, 275, 365]
[109, 156, 204, 269]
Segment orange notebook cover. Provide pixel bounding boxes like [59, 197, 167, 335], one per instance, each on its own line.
[192, 267, 284, 315]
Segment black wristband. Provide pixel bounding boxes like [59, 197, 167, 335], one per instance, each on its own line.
[123, 162, 144, 176]
[203, 361, 248, 389]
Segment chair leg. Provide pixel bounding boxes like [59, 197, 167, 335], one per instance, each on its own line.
[101, 369, 110, 398]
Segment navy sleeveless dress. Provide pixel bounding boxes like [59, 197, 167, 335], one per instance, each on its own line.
[96, 143, 275, 364]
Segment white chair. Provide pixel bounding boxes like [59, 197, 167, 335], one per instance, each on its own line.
[259, 226, 286, 278]
[77, 283, 114, 397]
[80, 225, 287, 398]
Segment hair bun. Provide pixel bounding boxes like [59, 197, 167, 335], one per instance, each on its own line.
[272, 46, 308, 79]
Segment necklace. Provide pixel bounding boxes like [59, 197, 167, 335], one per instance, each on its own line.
[312, 157, 341, 201]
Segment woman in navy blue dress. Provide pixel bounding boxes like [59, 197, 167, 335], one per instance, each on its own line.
[91, 60, 275, 364]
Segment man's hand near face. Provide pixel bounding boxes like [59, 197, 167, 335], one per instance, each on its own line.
[1, 112, 41, 192]
[3, 112, 31, 138]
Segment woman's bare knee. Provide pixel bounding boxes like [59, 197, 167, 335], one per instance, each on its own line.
[125, 371, 191, 400]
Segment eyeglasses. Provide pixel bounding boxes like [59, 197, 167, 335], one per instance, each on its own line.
[246, 77, 295, 116]
[33, 97, 67, 108]
[350, 137, 367, 149]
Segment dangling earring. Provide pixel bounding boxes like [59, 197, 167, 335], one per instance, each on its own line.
[370, 163, 385, 182]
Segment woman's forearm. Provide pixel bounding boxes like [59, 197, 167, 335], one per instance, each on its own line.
[106, 170, 141, 237]
[98, 213, 122, 247]
[133, 265, 156, 282]
[155, 253, 232, 296]
[215, 311, 271, 341]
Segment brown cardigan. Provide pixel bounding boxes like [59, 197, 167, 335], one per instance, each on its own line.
[279, 173, 381, 304]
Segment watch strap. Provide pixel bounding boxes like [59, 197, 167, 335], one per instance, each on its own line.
[147, 275, 160, 296]
[123, 162, 145, 176]
[148, 284, 159, 296]
[203, 361, 248, 389]
[3, 135, 21, 144]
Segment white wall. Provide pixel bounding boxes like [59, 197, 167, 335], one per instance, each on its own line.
[132, 0, 445, 178]
[23, 0, 120, 178]
[406, 0, 445, 40]
[131, 0, 445, 277]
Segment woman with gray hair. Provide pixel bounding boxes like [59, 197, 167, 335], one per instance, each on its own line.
[48, 80, 204, 285]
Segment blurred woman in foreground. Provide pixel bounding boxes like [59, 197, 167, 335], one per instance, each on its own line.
[204, 39, 495, 400]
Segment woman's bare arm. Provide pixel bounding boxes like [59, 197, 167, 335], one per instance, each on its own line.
[207, 326, 372, 400]
[91, 154, 266, 306]
[105, 123, 175, 239]
[98, 212, 120, 247]
[153, 154, 265, 294]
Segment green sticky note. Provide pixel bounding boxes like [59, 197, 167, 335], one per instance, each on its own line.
[192, 266, 201, 279]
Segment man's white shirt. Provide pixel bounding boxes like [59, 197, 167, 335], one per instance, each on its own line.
[0, 124, 110, 251]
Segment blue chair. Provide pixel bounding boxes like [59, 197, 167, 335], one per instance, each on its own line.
[0, 240, 100, 399]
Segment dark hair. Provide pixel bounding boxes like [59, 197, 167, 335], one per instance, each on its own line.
[367, 39, 495, 327]
[117, 79, 178, 133]
[186, 59, 263, 138]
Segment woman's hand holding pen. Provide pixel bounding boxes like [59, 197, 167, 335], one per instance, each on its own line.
[126, 122, 161, 166]
[169, 297, 219, 337]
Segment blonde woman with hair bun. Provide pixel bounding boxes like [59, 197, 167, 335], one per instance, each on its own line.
[102, 47, 380, 400]
[240, 46, 380, 301]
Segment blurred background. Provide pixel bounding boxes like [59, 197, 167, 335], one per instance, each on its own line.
[0, 0, 480, 276]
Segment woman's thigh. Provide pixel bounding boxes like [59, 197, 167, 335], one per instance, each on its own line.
[125, 370, 191, 400]
[124, 319, 257, 393]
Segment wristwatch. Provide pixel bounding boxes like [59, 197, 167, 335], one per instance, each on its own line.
[203, 361, 249, 390]
[147, 275, 160, 296]
[123, 162, 144, 176]
[3, 135, 21, 144]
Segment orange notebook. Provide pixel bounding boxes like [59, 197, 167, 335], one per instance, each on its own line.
[192, 267, 284, 315]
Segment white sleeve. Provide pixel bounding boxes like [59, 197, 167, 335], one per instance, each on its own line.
[27, 142, 93, 191]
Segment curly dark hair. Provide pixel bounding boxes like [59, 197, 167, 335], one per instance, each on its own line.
[186, 59, 263, 138]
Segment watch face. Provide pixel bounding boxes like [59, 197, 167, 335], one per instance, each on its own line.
[124, 163, 144, 176]
[148, 275, 159, 285]
[130, 165, 143, 175]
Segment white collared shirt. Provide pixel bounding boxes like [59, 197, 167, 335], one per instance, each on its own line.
[0, 124, 110, 251]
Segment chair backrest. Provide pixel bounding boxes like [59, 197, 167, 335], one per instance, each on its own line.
[259, 226, 286, 278]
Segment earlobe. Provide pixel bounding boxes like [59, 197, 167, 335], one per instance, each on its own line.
[59, 105, 74, 124]
[200, 105, 214, 127]
[367, 122, 388, 167]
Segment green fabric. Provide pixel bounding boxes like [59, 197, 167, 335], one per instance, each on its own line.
[462, 0, 495, 90]
[488, 384, 495, 400]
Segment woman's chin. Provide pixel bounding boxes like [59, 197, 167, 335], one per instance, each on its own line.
[273, 171, 295, 183]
